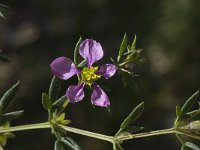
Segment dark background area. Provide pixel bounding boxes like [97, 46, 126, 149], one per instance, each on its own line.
[0, 0, 200, 149]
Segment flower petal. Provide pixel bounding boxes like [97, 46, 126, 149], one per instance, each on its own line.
[97, 64, 117, 79]
[66, 83, 85, 103]
[91, 84, 110, 107]
[50, 57, 80, 80]
[79, 39, 103, 67]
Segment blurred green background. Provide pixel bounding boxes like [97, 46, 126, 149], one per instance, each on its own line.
[0, 0, 200, 149]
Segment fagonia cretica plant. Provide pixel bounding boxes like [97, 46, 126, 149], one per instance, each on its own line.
[0, 33, 200, 150]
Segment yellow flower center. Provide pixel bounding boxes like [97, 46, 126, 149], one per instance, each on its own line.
[81, 67, 101, 86]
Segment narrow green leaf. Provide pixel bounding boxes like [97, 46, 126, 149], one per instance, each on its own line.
[120, 102, 144, 130]
[117, 33, 128, 62]
[182, 142, 200, 150]
[176, 105, 182, 117]
[181, 90, 199, 115]
[126, 50, 141, 62]
[52, 95, 67, 107]
[74, 37, 82, 65]
[49, 76, 61, 103]
[61, 137, 81, 150]
[55, 140, 64, 150]
[0, 81, 20, 114]
[187, 109, 200, 121]
[0, 110, 23, 122]
[131, 35, 137, 50]
[42, 93, 51, 110]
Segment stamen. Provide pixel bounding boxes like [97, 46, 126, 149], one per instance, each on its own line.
[81, 67, 101, 86]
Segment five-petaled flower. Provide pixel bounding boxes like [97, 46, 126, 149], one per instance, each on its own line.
[50, 39, 116, 107]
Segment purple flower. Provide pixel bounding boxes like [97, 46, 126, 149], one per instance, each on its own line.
[50, 39, 116, 107]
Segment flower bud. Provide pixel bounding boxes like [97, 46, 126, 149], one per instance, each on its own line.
[177, 120, 200, 136]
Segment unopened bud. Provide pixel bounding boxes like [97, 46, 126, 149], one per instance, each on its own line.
[177, 120, 200, 136]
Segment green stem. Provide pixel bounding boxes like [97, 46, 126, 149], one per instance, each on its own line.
[1, 122, 193, 145]
[116, 128, 176, 141]
[58, 125, 114, 143]
[0, 122, 50, 133]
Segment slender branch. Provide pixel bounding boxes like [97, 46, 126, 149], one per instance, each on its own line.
[58, 124, 114, 143]
[116, 128, 176, 141]
[1, 122, 195, 145]
[0, 122, 50, 133]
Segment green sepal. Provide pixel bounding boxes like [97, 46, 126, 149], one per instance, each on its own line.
[181, 142, 200, 150]
[0, 110, 24, 123]
[77, 60, 87, 68]
[49, 76, 61, 103]
[52, 95, 67, 108]
[0, 81, 20, 114]
[42, 93, 52, 110]
[117, 33, 127, 62]
[181, 90, 199, 115]
[74, 37, 82, 65]
[52, 112, 71, 126]
[61, 137, 81, 150]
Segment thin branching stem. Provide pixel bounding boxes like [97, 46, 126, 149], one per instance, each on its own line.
[0, 122, 197, 145]
[0, 122, 50, 133]
[116, 128, 176, 141]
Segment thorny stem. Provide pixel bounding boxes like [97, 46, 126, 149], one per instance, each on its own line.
[0, 123, 198, 144]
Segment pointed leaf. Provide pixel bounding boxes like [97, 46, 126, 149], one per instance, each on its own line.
[77, 60, 87, 68]
[0, 110, 23, 122]
[187, 109, 200, 121]
[61, 137, 81, 150]
[53, 95, 67, 107]
[74, 37, 82, 65]
[55, 140, 64, 150]
[126, 50, 141, 62]
[49, 76, 61, 103]
[176, 105, 182, 117]
[131, 35, 137, 50]
[181, 90, 199, 115]
[117, 33, 127, 62]
[42, 93, 51, 110]
[120, 102, 144, 130]
[0, 81, 20, 114]
[182, 142, 200, 150]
